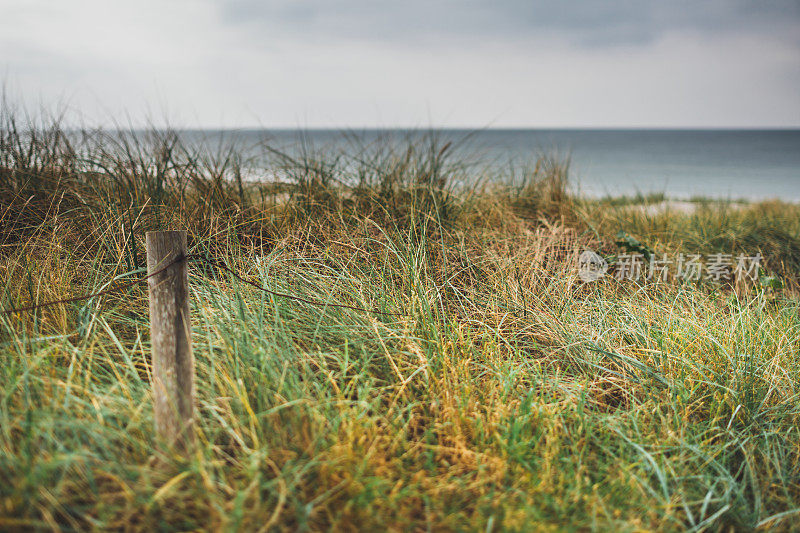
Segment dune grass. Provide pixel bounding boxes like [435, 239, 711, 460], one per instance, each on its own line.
[1, 109, 799, 531]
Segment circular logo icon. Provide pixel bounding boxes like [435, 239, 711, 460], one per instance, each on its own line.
[578, 250, 608, 282]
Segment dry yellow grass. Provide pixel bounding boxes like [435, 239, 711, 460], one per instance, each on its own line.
[1, 114, 799, 530]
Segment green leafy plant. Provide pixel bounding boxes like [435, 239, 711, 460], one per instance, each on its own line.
[615, 230, 654, 261]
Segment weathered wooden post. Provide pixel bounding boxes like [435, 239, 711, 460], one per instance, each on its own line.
[146, 230, 195, 452]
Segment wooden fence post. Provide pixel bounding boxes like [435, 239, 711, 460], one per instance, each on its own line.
[146, 230, 195, 452]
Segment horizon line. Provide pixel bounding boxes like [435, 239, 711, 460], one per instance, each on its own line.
[69, 125, 800, 132]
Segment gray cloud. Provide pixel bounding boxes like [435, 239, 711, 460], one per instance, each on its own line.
[1, 0, 798, 127]
[218, 0, 800, 47]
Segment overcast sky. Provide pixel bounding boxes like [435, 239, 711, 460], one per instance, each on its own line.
[2, 0, 799, 128]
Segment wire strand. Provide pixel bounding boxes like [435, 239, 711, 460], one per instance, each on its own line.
[195, 255, 402, 317]
[1, 252, 403, 318]
[1, 254, 186, 315]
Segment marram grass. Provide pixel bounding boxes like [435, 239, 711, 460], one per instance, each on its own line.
[1, 111, 799, 531]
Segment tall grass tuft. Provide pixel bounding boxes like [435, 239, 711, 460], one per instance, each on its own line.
[1, 104, 799, 530]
